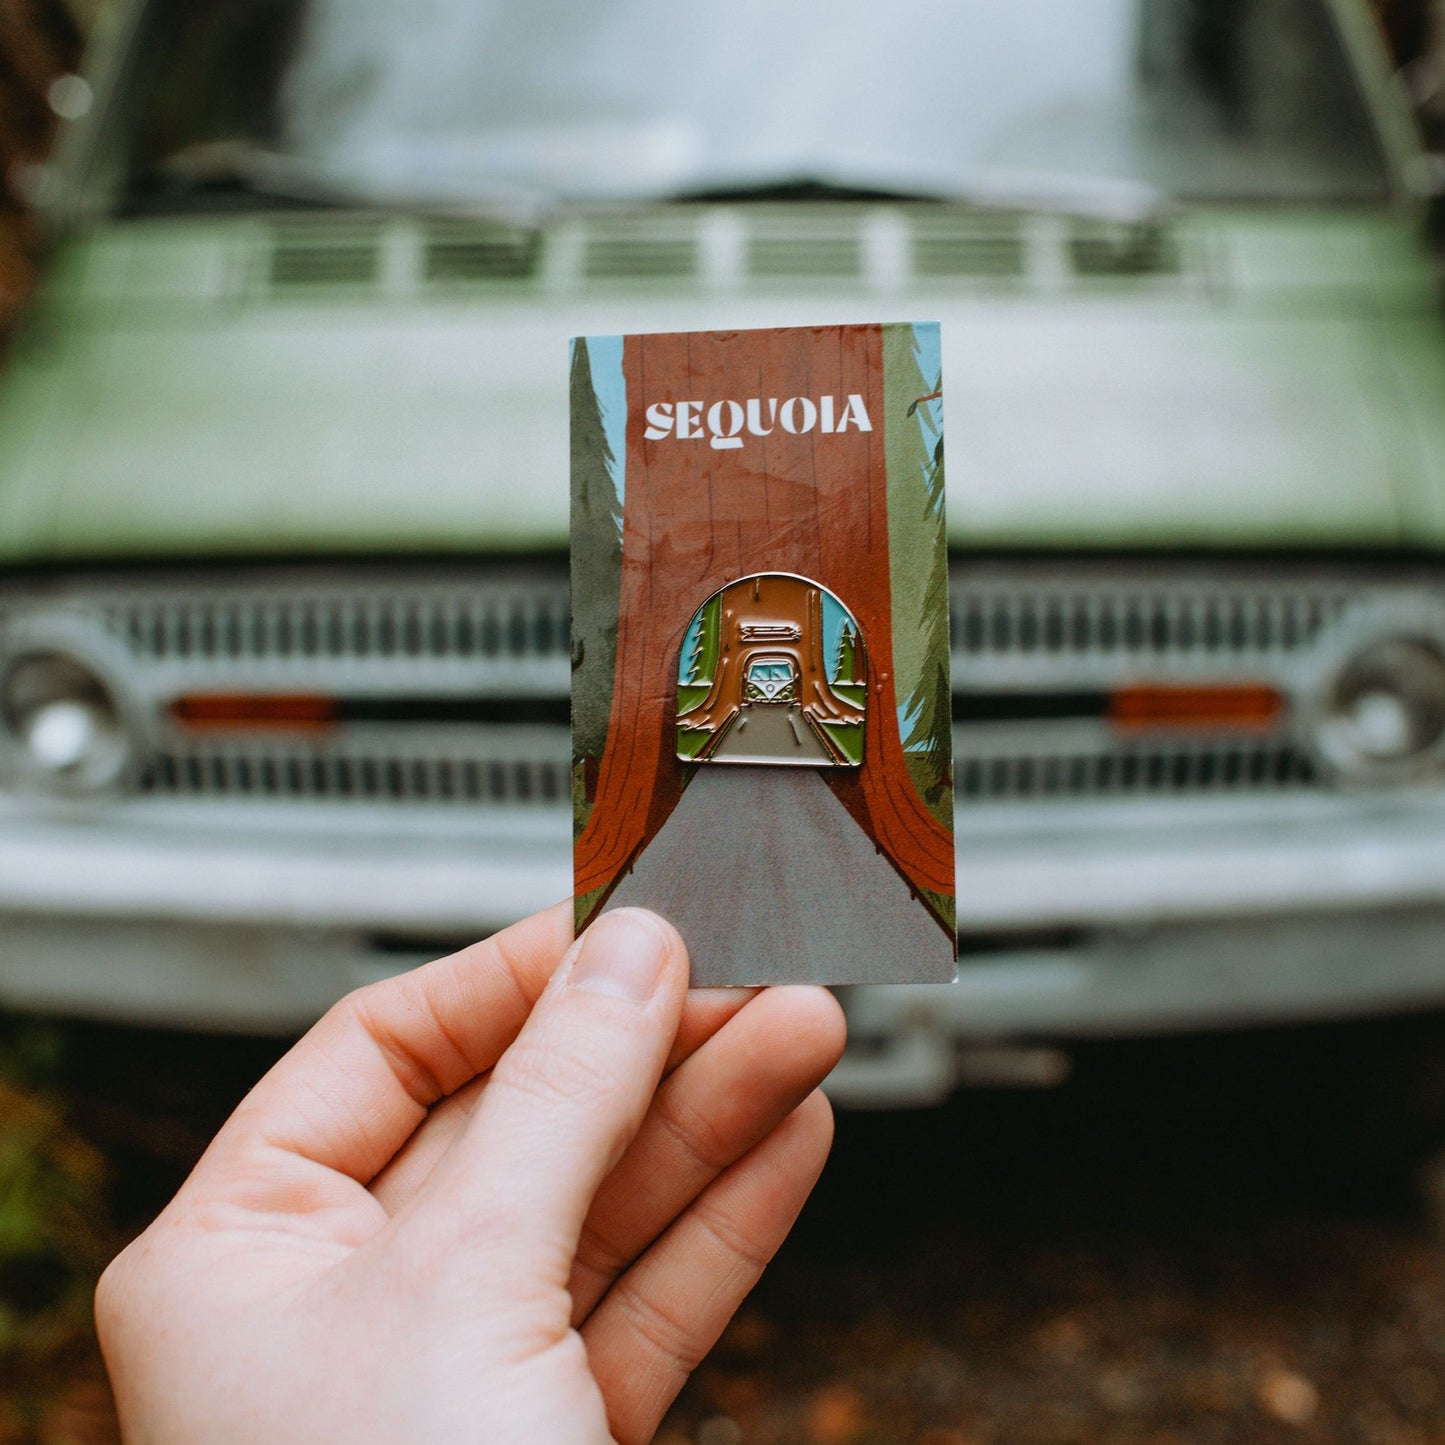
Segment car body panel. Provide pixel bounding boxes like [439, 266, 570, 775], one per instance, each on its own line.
[0, 208, 1444, 561]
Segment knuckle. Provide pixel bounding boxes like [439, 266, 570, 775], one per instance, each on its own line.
[92, 1253, 128, 1335]
[573, 1217, 632, 1286]
[656, 1086, 736, 1176]
[94, 1235, 155, 1341]
[613, 1280, 709, 1379]
[352, 990, 448, 1105]
[695, 1194, 773, 1275]
[332, 977, 477, 1108]
[328, 980, 378, 1033]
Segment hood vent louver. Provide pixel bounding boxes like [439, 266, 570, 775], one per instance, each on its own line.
[1068, 218, 1180, 277]
[244, 205, 1186, 302]
[748, 228, 862, 280]
[423, 221, 540, 283]
[583, 222, 697, 280]
[912, 214, 1027, 279]
[268, 222, 384, 289]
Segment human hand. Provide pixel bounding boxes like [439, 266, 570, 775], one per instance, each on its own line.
[95, 905, 844, 1444]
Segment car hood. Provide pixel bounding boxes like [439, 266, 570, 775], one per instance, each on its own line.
[2, 206, 1444, 561]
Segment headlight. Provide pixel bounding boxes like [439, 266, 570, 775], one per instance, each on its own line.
[0, 639, 137, 795]
[1303, 600, 1445, 786]
[1317, 638, 1445, 767]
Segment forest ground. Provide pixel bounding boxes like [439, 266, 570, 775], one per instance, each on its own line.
[9, 1011, 1445, 1443]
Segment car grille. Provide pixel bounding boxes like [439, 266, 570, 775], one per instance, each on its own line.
[147, 734, 571, 806]
[953, 582, 1347, 667]
[102, 580, 569, 666]
[955, 737, 1316, 802]
[949, 563, 1358, 802]
[0, 561, 1431, 810]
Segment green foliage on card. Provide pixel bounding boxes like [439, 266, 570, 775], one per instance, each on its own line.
[570, 337, 624, 769]
[883, 324, 952, 810]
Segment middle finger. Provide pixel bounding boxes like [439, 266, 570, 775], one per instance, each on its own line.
[568, 983, 844, 1324]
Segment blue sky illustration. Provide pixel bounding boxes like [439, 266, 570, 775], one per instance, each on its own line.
[913, 321, 941, 392]
[910, 320, 943, 511]
[584, 333, 627, 503]
[898, 697, 924, 750]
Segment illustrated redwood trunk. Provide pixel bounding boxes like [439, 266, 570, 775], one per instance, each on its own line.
[575, 325, 953, 923]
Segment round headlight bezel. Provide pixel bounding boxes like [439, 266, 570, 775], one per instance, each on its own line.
[0, 615, 147, 797]
[1298, 597, 1445, 788]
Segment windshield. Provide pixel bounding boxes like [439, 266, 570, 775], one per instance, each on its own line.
[750, 663, 797, 683]
[113, 0, 1391, 212]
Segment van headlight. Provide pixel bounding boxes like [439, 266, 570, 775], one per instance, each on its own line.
[3, 652, 129, 782]
[1303, 600, 1445, 785]
[0, 620, 142, 795]
[1318, 638, 1445, 766]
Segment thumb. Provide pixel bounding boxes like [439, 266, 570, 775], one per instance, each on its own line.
[409, 907, 690, 1281]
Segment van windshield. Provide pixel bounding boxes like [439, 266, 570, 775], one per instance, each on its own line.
[114, 0, 1391, 214]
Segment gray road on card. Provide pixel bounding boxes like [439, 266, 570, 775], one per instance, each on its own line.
[711, 702, 832, 764]
[603, 765, 954, 986]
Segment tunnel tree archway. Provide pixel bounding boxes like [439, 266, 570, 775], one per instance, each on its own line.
[677, 572, 866, 767]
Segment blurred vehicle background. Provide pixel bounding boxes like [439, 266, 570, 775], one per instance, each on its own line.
[8, 1, 1445, 1440]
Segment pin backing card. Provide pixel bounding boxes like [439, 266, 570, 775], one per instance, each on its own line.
[571, 323, 956, 986]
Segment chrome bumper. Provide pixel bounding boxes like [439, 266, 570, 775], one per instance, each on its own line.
[6, 794, 1445, 931]
[3, 796, 1445, 1093]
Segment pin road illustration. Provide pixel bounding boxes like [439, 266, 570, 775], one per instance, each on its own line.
[676, 572, 866, 768]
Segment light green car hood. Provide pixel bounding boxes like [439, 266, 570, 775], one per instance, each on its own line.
[2, 206, 1445, 562]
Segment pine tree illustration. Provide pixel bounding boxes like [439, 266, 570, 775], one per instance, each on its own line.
[917, 659, 953, 798]
[903, 433, 952, 779]
[834, 621, 858, 684]
[570, 338, 624, 766]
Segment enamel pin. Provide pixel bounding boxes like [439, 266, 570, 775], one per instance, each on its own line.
[677, 573, 865, 767]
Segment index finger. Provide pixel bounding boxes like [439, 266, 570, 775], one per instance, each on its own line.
[200, 900, 575, 1189]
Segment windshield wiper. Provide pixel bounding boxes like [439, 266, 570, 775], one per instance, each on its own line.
[129, 141, 362, 212]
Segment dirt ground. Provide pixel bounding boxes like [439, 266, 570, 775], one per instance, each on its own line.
[9, 1013, 1445, 1444]
[665, 1019, 1445, 1445]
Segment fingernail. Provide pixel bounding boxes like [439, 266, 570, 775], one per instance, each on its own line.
[569, 909, 670, 1004]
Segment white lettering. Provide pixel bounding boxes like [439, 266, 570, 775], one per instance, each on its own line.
[779, 397, 818, 435]
[836, 394, 873, 433]
[745, 397, 777, 437]
[641, 394, 862, 447]
[707, 400, 745, 450]
[676, 400, 704, 440]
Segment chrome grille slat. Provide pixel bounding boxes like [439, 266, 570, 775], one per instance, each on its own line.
[952, 577, 1356, 673]
[109, 580, 568, 667]
[144, 729, 572, 808]
[954, 735, 1317, 802]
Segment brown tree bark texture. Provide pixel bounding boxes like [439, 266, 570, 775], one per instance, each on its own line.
[575, 324, 954, 912]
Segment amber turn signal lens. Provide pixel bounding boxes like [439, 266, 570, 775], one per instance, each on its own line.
[171, 694, 338, 731]
[1109, 684, 1283, 733]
